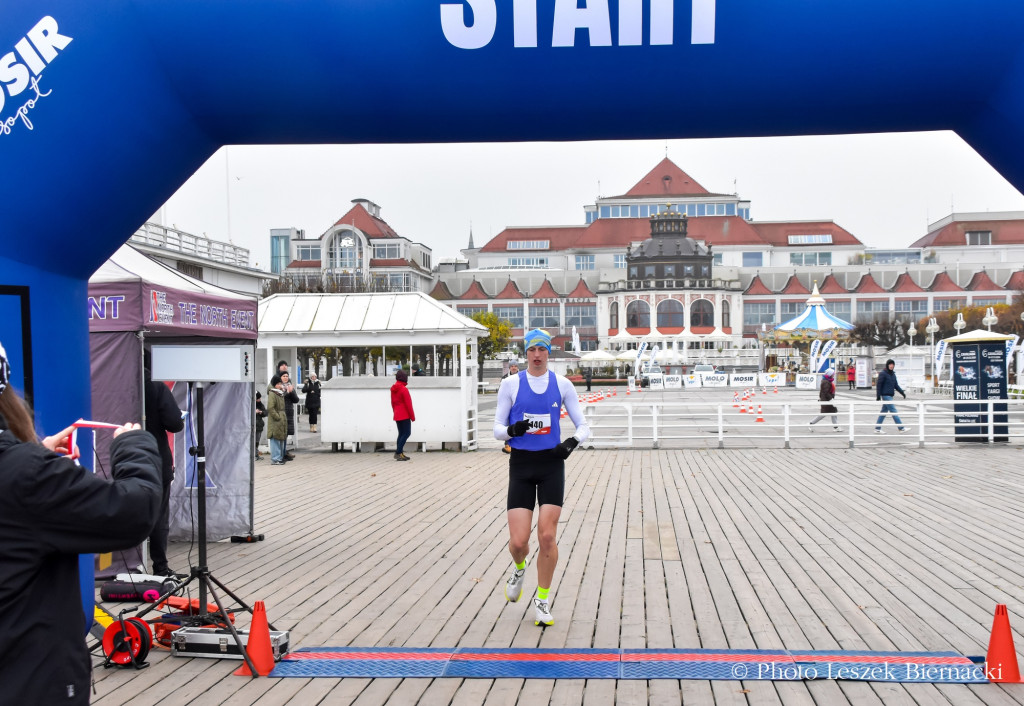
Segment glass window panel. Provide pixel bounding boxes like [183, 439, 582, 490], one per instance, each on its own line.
[697, 204, 706, 216]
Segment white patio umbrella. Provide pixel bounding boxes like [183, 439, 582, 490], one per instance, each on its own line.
[616, 349, 641, 362]
[581, 350, 617, 362]
[608, 330, 636, 348]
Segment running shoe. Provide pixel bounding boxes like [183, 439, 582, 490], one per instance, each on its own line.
[534, 598, 553, 626]
[899, 427, 911, 434]
[874, 429, 885, 434]
[504, 565, 526, 602]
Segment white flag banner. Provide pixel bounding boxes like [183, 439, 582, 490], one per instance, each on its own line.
[636, 341, 648, 365]
[1006, 335, 1019, 360]
[571, 325, 581, 356]
[808, 339, 822, 371]
[934, 339, 948, 379]
[646, 344, 660, 373]
[817, 340, 837, 371]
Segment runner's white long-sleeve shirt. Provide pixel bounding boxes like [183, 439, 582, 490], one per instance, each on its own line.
[493, 371, 590, 443]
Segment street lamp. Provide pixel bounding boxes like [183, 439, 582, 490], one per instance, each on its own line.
[925, 317, 939, 380]
[982, 307, 998, 332]
[907, 322, 917, 347]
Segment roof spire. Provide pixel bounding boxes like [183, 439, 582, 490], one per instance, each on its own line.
[467, 223, 475, 250]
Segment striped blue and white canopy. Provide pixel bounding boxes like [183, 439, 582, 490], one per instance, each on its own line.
[774, 283, 854, 332]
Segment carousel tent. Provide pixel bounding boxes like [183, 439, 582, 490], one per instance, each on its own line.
[774, 282, 856, 331]
[88, 244, 258, 572]
[775, 282, 855, 333]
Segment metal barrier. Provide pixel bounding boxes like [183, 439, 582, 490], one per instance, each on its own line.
[581, 398, 1024, 449]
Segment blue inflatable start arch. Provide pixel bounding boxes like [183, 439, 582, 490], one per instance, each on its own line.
[2, 0, 1024, 626]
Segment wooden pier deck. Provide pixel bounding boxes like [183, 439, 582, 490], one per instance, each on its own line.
[91, 443, 1024, 705]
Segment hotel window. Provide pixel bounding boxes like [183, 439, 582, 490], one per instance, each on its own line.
[507, 240, 550, 250]
[828, 301, 852, 321]
[781, 301, 804, 318]
[456, 305, 486, 317]
[856, 300, 890, 321]
[609, 301, 619, 329]
[644, 265, 656, 278]
[742, 252, 763, 267]
[566, 305, 596, 327]
[373, 243, 401, 259]
[787, 234, 833, 245]
[722, 300, 730, 328]
[575, 255, 595, 270]
[713, 253, 723, 265]
[690, 299, 714, 327]
[625, 300, 650, 328]
[663, 264, 676, 278]
[743, 302, 775, 326]
[656, 299, 684, 328]
[933, 299, 965, 311]
[507, 257, 548, 268]
[295, 244, 321, 261]
[893, 299, 927, 322]
[614, 254, 627, 269]
[493, 306, 523, 328]
[966, 231, 992, 246]
[790, 251, 832, 266]
[529, 305, 560, 328]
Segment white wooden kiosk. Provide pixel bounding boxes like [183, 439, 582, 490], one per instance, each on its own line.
[257, 292, 487, 451]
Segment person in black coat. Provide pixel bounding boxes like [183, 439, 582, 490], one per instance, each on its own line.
[302, 373, 322, 432]
[254, 391, 266, 460]
[0, 342, 162, 706]
[144, 357, 186, 576]
[874, 358, 908, 434]
[276, 361, 299, 460]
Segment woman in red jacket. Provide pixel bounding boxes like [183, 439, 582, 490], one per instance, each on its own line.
[391, 369, 415, 461]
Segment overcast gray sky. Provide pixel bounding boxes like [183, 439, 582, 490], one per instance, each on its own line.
[155, 131, 1024, 270]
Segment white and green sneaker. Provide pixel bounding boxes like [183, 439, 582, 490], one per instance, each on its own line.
[534, 598, 553, 626]
[504, 565, 526, 602]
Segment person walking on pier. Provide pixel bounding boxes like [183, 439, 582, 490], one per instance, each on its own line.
[875, 359, 909, 434]
[808, 367, 841, 432]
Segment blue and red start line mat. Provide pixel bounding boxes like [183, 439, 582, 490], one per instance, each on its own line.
[269, 647, 993, 682]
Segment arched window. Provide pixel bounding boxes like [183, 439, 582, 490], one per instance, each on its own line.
[609, 301, 619, 330]
[657, 299, 685, 328]
[626, 300, 650, 328]
[722, 299, 730, 328]
[690, 299, 714, 328]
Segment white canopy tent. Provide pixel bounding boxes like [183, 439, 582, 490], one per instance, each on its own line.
[257, 292, 488, 451]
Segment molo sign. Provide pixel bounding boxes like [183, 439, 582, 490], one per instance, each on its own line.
[0, 16, 71, 133]
[441, 0, 715, 48]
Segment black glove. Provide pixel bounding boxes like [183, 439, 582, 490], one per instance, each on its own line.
[507, 420, 531, 437]
[900, 391, 906, 399]
[552, 437, 579, 460]
[876, 397, 881, 401]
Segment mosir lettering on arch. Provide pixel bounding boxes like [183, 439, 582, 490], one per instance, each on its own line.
[440, 0, 714, 50]
[0, 16, 72, 116]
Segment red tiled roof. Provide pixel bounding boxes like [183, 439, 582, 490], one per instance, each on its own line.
[817, 274, 848, 293]
[744, 276, 773, 295]
[457, 279, 490, 300]
[429, 281, 454, 300]
[1005, 271, 1024, 290]
[965, 271, 1003, 291]
[780, 276, 810, 295]
[531, 279, 562, 299]
[619, 158, 711, 197]
[566, 279, 596, 299]
[890, 272, 926, 293]
[910, 218, 1024, 248]
[479, 226, 586, 253]
[332, 203, 400, 239]
[493, 279, 526, 299]
[285, 259, 321, 269]
[853, 272, 887, 293]
[928, 271, 964, 292]
[751, 221, 863, 247]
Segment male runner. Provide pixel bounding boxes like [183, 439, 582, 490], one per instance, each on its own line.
[493, 329, 589, 626]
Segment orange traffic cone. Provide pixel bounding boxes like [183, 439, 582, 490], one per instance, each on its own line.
[234, 601, 276, 677]
[762, 386, 767, 395]
[739, 401, 746, 414]
[987, 604, 1022, 682]
[755, 404, 765, 423]
[773, 385, 779, 394]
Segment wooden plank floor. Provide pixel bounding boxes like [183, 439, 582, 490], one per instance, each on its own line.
[90, 444, 1024, 705]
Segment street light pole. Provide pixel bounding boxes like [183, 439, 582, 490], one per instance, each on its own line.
[925, 317, 939, 383]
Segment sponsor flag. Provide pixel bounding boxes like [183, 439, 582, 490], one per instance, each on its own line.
[817, 340, 837, 372]
[934, 339, 948, 379]
[809, 339, 822, 371]
[646, 344, 660, 373]
[1006, 335, 1019, 360]
[572, 325, 581, 356]
[636, 341, 648, 366]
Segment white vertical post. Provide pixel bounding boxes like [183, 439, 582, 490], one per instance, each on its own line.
[783, 404, 790, 449]
[652, 404, 659, 449]
[917, 402, 925, 448]
[717, 405, 724, 449]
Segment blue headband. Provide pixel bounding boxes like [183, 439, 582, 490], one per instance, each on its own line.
[524, 329, 551, 351]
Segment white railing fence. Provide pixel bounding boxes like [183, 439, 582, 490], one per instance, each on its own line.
[581, 398, 1024, 449]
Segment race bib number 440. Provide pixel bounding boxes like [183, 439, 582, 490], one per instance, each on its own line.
[523, 412, 552, 435]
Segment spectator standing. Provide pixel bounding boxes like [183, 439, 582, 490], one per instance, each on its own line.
[254, 391, 265, 460]
[847, 362, 856, 390]
[267, 376, 287, 465]
[391, 369, 415, 461]
[584, 366, 592, 392]
[808, 367, 841, 432]
[875, 359, 909, 434]
[280, 370, 299, 460]
[302, 373, 321, 432]
[143, 355, 185, 577]
[0, 341, 162, 705]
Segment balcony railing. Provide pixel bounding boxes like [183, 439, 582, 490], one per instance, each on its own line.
[132, 222, 250, 268]
[598, 277, 743, 292]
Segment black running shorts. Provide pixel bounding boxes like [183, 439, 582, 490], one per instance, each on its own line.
[507, 448, 565, 510]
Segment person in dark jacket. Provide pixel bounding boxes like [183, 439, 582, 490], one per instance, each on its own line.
[875, 358, 909, 434]
[391, 369, 415, 461]
[254, 391, 266, 460]
[277, 361, 299, 460]
[143, 357, 186, 577]
[584, 366, 593, 392]
[0, 342, 162, 706]
[808, 367, 841, 432]
[267, 376, 287, 465]
[302, 373, 322, 432]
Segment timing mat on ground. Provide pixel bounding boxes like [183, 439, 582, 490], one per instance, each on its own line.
[269, 647, 987, 682]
